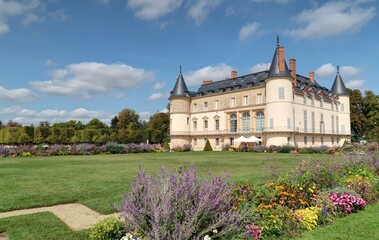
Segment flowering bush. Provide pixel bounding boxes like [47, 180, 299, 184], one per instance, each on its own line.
[244, 225, 262, 239]
[295, 206, 320, 230]
[329, 192, 366, 214]
[118, 165, 244, 239]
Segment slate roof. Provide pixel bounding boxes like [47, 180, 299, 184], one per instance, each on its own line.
[266, 46, 292, 79]
[169, 66, 194, 99]
[331, 66, 348, 96]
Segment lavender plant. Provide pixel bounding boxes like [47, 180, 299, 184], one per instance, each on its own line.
[118, 165, 245, 240]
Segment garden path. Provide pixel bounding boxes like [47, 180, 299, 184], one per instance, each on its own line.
[0, 203, 120, 239]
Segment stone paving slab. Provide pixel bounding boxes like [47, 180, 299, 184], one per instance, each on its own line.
[0, 203, 120, 237]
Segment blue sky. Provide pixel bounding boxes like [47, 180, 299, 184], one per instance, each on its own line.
[0, 0, 377, 125]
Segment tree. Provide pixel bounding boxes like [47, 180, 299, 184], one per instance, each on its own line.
[53, 120, 84, 130]
[7, 120, 21, 127]
[86, 118, 108, 129]
[110, 116, 119, 129]
[39, 121, 50, 127]
[117, 108, 140, 129]
[146, 112, 170, 143]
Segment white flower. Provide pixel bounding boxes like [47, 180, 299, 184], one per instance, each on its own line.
[204, 235, 212, 240]
[212, 229, 218, 234]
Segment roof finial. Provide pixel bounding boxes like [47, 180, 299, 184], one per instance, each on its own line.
[276, 35, 280, 46]
[337, 65, 339, 74]
[179, 65, 182, 74]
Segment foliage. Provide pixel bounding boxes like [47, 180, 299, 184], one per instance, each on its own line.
[88, 216, 124, 240]
[106, 142, 125, 154]
[117, 108, 140, 130]
[329, 192, 366, 214]
[118, 165, 244, 240]
[163, 141, 170, 151]
[204, 140, 213, 151]
[146, 112, 169, 143]
[295, 207, 320, 230]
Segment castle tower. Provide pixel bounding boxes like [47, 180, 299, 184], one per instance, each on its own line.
[331, 65, 351, 142]
[264, 36, 294, 146]
[169, 66, 191, 148]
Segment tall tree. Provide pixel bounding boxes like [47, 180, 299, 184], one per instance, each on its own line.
[117, 108, 140, 129]
[86, 118, 108, 129]
[110, 116, 119, 129]
[146, 112, 170, 143]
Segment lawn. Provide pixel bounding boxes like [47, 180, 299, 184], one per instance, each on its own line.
[1, 152, 377, 240]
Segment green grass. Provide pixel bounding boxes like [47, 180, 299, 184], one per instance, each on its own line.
[299, 202, 379, 240]
[0, 152, 315, 214]
[1, 152, 376, 240]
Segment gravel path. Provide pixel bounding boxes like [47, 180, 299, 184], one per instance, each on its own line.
[0, 203, 120, 239]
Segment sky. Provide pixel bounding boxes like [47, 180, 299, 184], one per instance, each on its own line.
[0, 0, 378, 126]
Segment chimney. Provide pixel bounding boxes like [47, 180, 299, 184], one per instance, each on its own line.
[289, 58, 296, 85]
[203, 80, 213, 85]
[278, 46, 285, 72]
[231, 70, 237, 78]
[309, 72, 315, 83]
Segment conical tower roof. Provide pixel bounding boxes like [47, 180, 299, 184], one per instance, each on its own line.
[331, 65, 348, 96]
[267, 36, 291, 79]
[169, 66, 190, 99]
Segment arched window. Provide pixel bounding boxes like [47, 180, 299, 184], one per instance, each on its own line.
[242, 112, 250, 132]
[230, 114, 237, 133]
[256, 112, 264, 132]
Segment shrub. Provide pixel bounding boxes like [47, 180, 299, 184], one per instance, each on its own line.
[106, 142, 125, 154]
[118, 165, 244, 239]
[163, 141, 170, 151]
[88, 216, 124, 240]
[277, 145, 295, 153]
[295, 207, 320, 230]
[329, 192, 366, 215]
[183, 143, 192, 152]
[203, 140, 213, 151]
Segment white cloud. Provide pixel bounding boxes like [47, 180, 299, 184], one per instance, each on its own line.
[0, 0, 43, 35]
[148, 92, 169, 100]
[0, 106, 113, 125]
[127, 0, 183, 21]
[44, 59, 54, 66]
[138, 111, 151, 121]
[285, 1, 376, 39]
[184, 63, 233, 86]
[249, 63, 271, 73]
[345, 79, 365, 90]
[315, 63, 335, 78]
[252, 0, 291, 3]
[224, 6, 235, 16]
[315, 63, 361, 79]
[239, 22, 260, 41]
[189, 0, 223, 25]
[114, 93, 126, 99]
[30, 62, 155, 98]
[49, 10, 68, 21]
[0, 86, 36, 102]
[152, 81, 166, 90]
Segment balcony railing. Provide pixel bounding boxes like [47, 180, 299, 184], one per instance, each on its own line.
[171, 127, 351, 136]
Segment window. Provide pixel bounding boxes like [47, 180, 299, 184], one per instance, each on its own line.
[270, 118, 274, 129]
[312, 137, 315, 145]
[257, 94, 262, 104]
[304, 137, 307, 145]
[204, 102, 208, 111]
[287, 137, 291, 145]
[303, 94, 307, 104]
[243, 95, 248, 105]
[215, 119, 220, 130]
[287, 118, 291, 129]
[304, 110, 308, 133]
[341, 103, 345, 112]
[311, 96, 315, 106]
[230, 114, 237, 133]
[279, 87, 285, 99]
[193, 121, 197, 130]
[331, 102, 334, 110]
[311, 112, 315, 133]
[332, 137, 334, 144]
[336, 116, 339, 134]
[204, 120, 208, 130]
[194, 103, 198, 112]
[320, 113, 324, 133]
[331, 115, 335, 134]
[216, 138, 219, 146]
[321, 137, 324, 145]
[342, 124, 345, 134]
[242, 112, 250, 132]
[194, 138, 197, 145]
[215, 100, 219, 110]
[230, 137, 234, 146]
[231, 97, 236, 107]
[256, 112, 264, 132]
[187, 117, 189, 125]
[320, 99, 323, 108]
